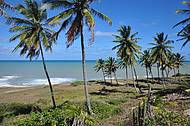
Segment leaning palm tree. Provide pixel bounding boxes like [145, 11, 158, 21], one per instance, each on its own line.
[94, 59, 106, 83]
[0, 0, 13, 17]
[44, 0, 112, 114]
[112, 25, 142, 93]
[174, 1, 190, 48]
[105, 57, 118, 85]
[8, 0, 56, 108]
[150, 32, 173, 85]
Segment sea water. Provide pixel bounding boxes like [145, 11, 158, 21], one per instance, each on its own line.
[0, 60, 189, 87]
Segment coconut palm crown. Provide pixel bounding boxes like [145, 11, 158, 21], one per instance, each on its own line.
[150, 32, 173, 65]
[43, 0, 112, 47]
[174, 1, 190, 48]
[112, 25, 141, 64]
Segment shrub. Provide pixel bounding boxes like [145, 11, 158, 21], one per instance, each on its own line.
[91, 101, 122, 119]
[13, 102, 95, 126]
[0, 103, 39, 124]
[145, 109, 190, 126]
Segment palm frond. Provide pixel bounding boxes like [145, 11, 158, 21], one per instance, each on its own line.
[90, 8, 112, 25]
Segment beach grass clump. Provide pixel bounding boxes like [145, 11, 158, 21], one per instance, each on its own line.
[70, 81, 84, 86]
[90, 101, 122, 119]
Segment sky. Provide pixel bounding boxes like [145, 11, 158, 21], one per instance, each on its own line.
[0, 0, 190, 60]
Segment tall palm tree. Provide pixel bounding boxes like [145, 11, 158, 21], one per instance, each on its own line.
[175, 53, 184, 80]
[0, 0, 13, 17]
[140, 50, 152, 114]
[8, 0, 56, 108]
[44, 0, 112, 114]
[174, 1, 190, 48]
[112, 25, 141, 93]
[94, 59, 106, 83]
[105, 57, 118, 85]
[150, 32, 173, 85]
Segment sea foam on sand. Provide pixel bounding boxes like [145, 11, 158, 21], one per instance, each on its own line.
[22, 78, 76, 86]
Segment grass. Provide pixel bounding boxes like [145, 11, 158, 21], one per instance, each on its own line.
[0, 75, 190, 125]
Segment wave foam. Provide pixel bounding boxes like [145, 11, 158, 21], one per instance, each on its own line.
[22, 78, 76, 86]
[0, 75, 21, 87]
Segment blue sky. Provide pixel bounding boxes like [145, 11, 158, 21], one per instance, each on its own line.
[0, 0, 190, 60]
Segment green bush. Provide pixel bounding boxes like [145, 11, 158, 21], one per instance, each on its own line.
[145, 109, 190, 126]
[0, 103, 39, 124]
[107, 98, 127, 105]
[13, 102, 95, 126]
[91, 101, 122, 119]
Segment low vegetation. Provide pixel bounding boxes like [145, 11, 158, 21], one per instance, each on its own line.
[0, 75, 189, 125]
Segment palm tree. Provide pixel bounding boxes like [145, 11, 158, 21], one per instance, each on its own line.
[94, 59, 106, 83]
[174, 1, 190, 48]
[0, 0, 13, 17]
[112, 25, 142, 93]
[175, 53, 184, 80]
[140, 50, 153, 114]
[44, 0, 112, 114]
[8, 0, 56, 108]
[140, 50, 153, 79]
[150, 32, 173, 85]
[118, 57, 129, 86]
[105, 57, 118, 85]
[163, 52, 175, 79]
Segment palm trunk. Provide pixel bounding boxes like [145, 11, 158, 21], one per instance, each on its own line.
[173, 68, 176, 80]
[149, 67, 154, 81]
[146, 66, 152, 112]
[165, 68, 169, 79]
[101, 68, 106, 83]
[178, 68, 180, 81]
[133, 65, 142, 93]
[114, 72, 118, 85]
[110, 73, 112, 84]
[131, 65, 137, 93]
[147, 82, 152, 116]
[157, 63, 160, 83]
[80, 24, 92, 114]
[161, 63, 166, 88]
[39, 42, 56, 108]
[145, 66, 148, 80]
[125, 66, 128, 86]
[165, 69, 169, 84]
[146, 67, 151, 116]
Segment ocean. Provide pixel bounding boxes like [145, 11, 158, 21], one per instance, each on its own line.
[0, 60, 190, 87]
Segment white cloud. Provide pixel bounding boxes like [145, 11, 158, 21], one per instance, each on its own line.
[95, 31, 115, 37]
